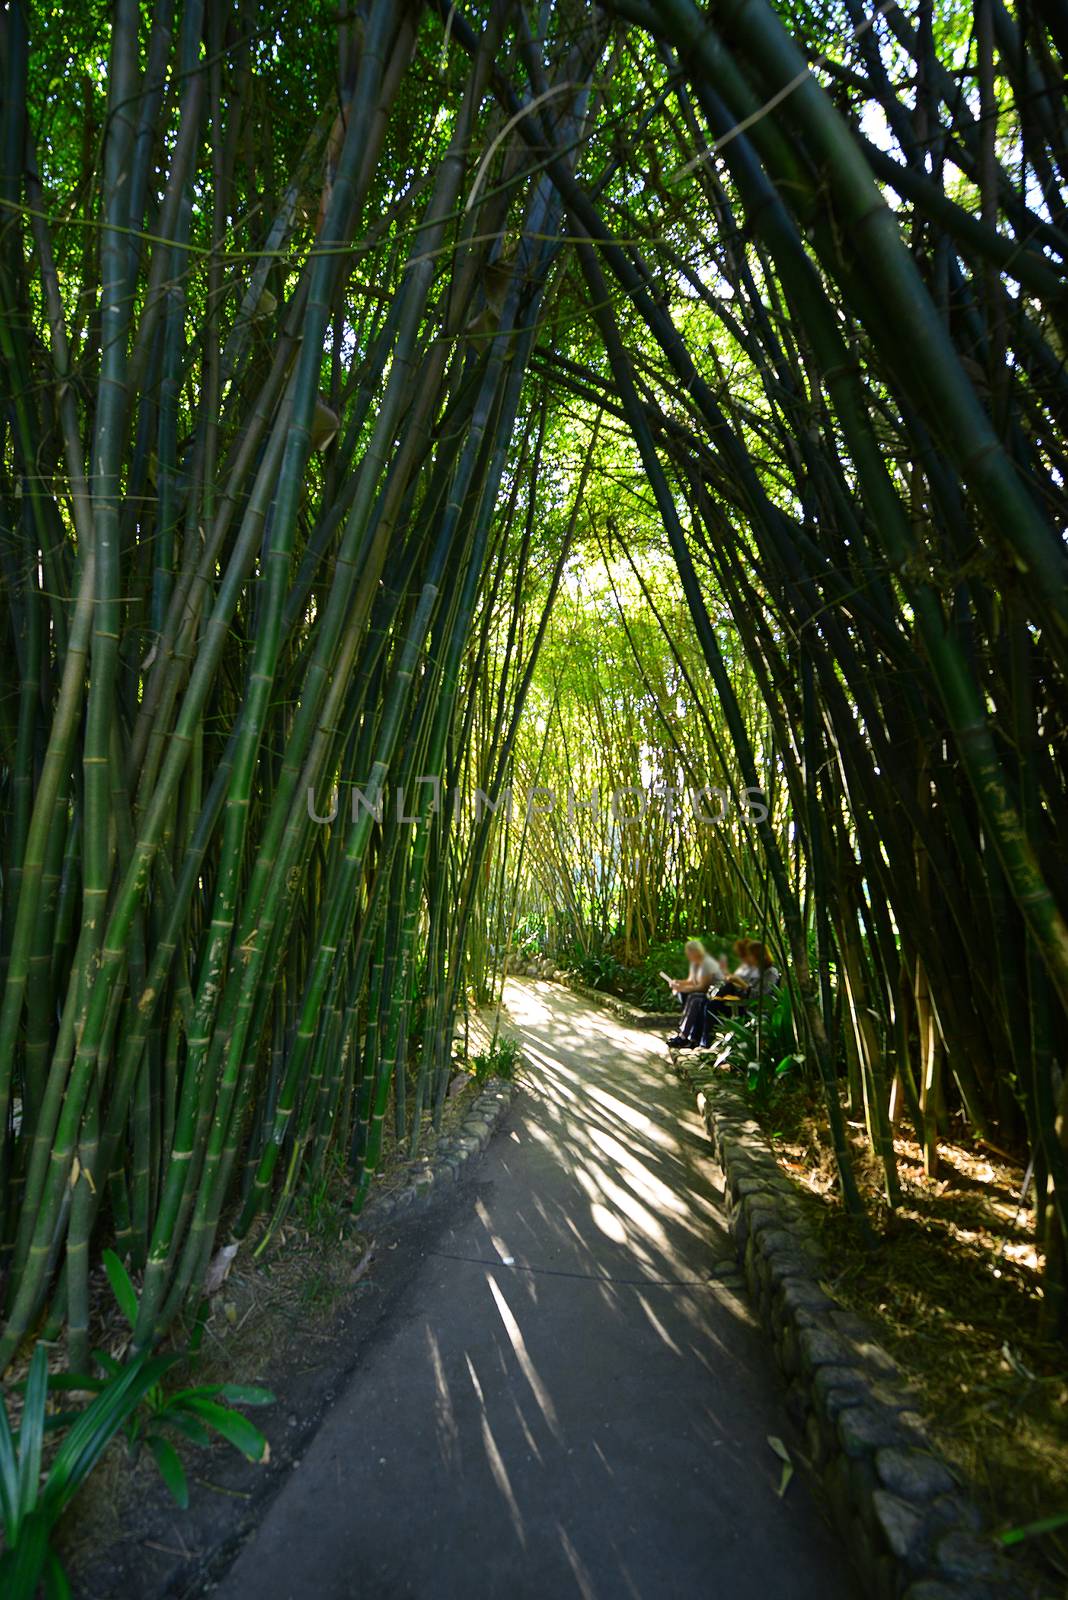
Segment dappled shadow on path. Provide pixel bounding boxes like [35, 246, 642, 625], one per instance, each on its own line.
[397, 980, 851, 1598]
[217, 978, 854, 1600]
[492, 978, 728, 1281]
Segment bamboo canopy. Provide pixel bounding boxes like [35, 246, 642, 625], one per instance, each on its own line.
[0, 0, 1066, 1366]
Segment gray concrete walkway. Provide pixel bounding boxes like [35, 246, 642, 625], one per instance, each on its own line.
[216, 980, 856, 1599]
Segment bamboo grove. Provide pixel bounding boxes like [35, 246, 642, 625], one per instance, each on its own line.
[0, 0, 1066, 1365]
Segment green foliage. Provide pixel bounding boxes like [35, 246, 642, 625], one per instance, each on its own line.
[751, 989, 801, 1086]
[129, 1374, 275, 1507]
[998, 1511, 1068, 1547]
[690, 988, 802, 1102]
[471, 1037, 520, 1086]
[607, 939, 678, 1007]
[90, 1252, 274, 1507]
[695, 1017, 757, 1079]
[510, 914, 551, 953]
[0, 1344, 176, 1599]
[102, 1250, 139, 1329]
[572, 948, 625, 992]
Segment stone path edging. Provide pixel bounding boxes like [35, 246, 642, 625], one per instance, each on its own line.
[561, 978, 644, 1023]
[358, 1077, 515, 1228]
[559, 976, 675, 1032]
[683, 1069, 1028, 1600]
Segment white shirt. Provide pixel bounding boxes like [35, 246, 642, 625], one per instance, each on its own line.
[688, 954, 723, 989]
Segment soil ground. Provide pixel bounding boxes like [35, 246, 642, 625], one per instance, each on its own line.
[61, 1049, 490, 1596]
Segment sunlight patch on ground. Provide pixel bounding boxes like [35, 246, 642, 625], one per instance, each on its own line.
[589, 1200, 629, 1244]
[466, 1353, 526, 1548]
[521, 1042, 582, 1098]
[508, 1387, 544, 1463]
[490, 978, 753, 1310]
[572, 1160, 669, 1263]
[475, 1197, 517, 1266]
[487, 1272, 562, 1440]
[557, 1524, 597, 1600]
[504, 983, 555, 1028]
[425, 1325, 458, 1468]
[581, 1080, 676, 1147]
[586, 1124, 687, 1215]
[635, 1291, 683, 1356]
[523, 1043, 677, 1153]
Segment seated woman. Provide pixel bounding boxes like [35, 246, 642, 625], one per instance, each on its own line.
[746, 941, 781, 1000]
[727, 937, 753, 988]
[666, 940, 723, 1049]
[699, 938, 781, 1043]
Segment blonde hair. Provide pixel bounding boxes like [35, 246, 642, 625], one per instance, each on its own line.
[684, 939, 706, 960]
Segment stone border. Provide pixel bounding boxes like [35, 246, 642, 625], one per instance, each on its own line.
[560, 977, 645, 1024]
[504, 965, 676, 1033]
[557, 975, 677, 1032]
[681, 1068, 1028, 1600]
[504, 953, 560, 980]
[358, 1076, 515, 1228]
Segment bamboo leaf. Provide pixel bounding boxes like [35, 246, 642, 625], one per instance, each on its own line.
[0, 1389, 20, 1536]
[44, 1355, 177, 1511]
[43, 1548, 72, 1600]
[0, 1506, 53, 1600]
[157, 1412, 213, 1449]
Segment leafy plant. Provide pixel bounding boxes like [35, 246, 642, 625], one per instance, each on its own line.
[695, 1017, 755, 1079]
[93, 1251, 275, 1507]
[471, 1036, 520, 1086]
[690, 988, 802, 1099]
[634, 973, 674, 1010]
[758, 987, 798, 1066]
[575, 949, 623, 991]
[0, 1342, 177, 1600]
[997, 1510, 1068, 1547]
[114, 1361, 274, 1509]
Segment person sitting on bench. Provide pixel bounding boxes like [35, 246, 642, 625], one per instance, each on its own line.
[746, 941, 781, 1000]
[700, 939, 781, 1042]
[665, 940, 723, 1049]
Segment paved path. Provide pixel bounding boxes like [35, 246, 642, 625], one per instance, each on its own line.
[217, 981, 855, 1600]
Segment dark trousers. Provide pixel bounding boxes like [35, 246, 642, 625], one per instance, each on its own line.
[680, 992, 707, 1042]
